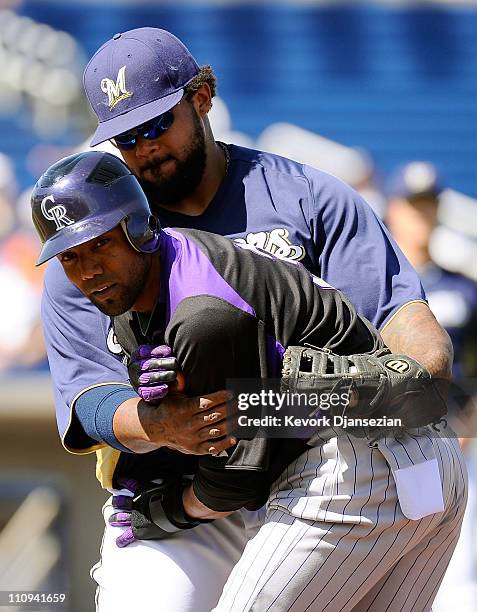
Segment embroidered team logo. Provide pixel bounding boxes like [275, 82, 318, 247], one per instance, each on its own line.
[385, 359, 411, 374]
[234, 228, 305, 262]
[107, 327, 127, 364]
[101, 66, 133, 111]
[41, 195, 74, 231]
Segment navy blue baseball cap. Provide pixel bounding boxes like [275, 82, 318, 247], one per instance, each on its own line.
[84, 28, 200, 147]
[387, 161, 443, 202]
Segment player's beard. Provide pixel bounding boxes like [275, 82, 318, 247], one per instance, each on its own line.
[138, 105, 207, 208]
[88, 256, 152, 317]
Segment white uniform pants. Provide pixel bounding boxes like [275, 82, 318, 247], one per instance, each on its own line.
[214, 427, 467, 612]
[92, 499, 262, 611]
[92, 427, 466, 612]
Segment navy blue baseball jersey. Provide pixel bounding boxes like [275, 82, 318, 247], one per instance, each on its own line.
[41, 145, 425, 487]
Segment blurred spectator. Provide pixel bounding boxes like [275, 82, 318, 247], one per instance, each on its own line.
[0, 165, 46, 372]
[386, 160, 477, 612]
[386, 161, 477, 377]
[430, 189, 477, 284]
[0, 152, 16, 240]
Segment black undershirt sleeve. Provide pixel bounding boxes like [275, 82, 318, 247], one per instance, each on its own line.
[165, 296, 271, 511]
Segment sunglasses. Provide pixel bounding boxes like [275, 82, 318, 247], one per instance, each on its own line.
[111, 108, 176, 151]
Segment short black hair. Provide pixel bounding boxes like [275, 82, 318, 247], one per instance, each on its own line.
[184, 65, 217, 99]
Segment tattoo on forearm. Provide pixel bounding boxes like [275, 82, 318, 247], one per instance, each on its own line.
[139, 401, 168, 441]
[146, 421, 166, 438]
[381, 303, 453, 379]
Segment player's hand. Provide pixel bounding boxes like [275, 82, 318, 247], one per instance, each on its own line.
[128, 344, 184, 402]
[109, 478, 212, 547]
[141, 390, 237, 455]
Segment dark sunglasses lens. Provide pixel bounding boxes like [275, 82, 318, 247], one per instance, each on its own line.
[114, 110, 175, 149]
[142, 111, 174, 140]
[114, 133, 137, 150]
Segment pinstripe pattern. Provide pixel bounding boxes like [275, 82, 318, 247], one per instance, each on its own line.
[213, 424, 467, 612]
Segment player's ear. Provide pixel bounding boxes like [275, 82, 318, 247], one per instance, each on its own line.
[190, 83, 212, 118]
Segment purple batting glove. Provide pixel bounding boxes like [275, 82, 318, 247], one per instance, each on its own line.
[108, 478, 187, 547]
[128, 344, 178, 403]
[109, 479, 139, 548]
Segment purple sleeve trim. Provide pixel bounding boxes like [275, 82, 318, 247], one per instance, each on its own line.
[267, 335, 285, 377]
[163, 229, 256, 322]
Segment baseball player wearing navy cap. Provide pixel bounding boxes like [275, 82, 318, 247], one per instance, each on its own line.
[85, 29, 200, 148]
[40, 28, 460, 610]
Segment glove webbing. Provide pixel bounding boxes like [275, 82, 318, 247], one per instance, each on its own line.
[285, 348, 391, 413]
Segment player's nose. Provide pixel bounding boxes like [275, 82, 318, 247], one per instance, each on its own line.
[78, 254, 103, 280]
[134, 134, 162, 158]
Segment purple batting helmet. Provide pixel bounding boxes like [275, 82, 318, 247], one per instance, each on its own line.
[31, 151, 160, 265]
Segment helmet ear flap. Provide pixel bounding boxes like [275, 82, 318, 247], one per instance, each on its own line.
[120, 213, 161, 253]
[147, 215, 159, 233]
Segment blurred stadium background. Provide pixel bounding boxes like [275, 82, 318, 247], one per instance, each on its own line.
[0, 0, 476, 610]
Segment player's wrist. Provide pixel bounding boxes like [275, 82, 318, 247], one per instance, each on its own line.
[182, 482, 232, 520]
[182, 483, 204, 519]
[135, 480, 212, 534]
[136, 399, 170, 448]
[161, 481, 213, 526]
[113, 397, 166, 452]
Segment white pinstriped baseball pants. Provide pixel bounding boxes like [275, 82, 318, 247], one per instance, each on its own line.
[213, 425, 467, 612]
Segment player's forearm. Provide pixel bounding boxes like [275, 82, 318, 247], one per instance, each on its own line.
[182, 484, 233, 520]
[113, 397, 164, 452]
[380, 301, 453, 380]
[113, 391, 236, 455]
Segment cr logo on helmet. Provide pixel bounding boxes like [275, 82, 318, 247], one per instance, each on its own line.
[41, 195, 74, 231]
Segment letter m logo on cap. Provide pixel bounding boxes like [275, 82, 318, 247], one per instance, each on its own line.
[100, 65, 133, 111]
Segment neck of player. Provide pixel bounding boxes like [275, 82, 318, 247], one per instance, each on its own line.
[159, 139, 228, 217]
[131, 251, 162, 313]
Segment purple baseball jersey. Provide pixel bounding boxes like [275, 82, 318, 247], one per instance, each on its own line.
[41, 145, 425, 457]
[108, 227, 382, 508]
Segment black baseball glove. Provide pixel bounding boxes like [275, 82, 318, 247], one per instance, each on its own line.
[281, 346, 447, 438]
